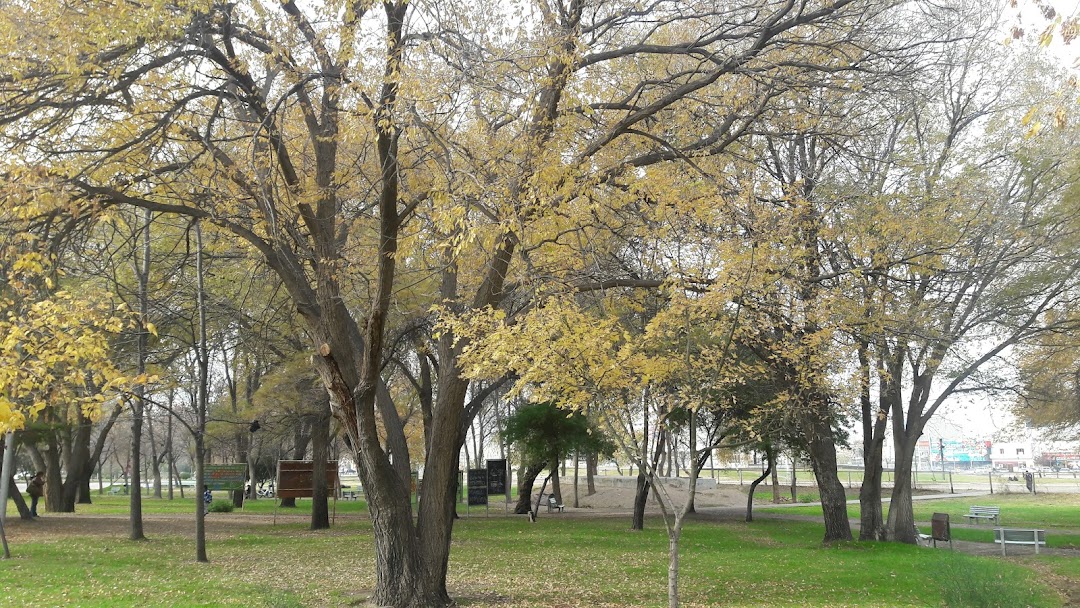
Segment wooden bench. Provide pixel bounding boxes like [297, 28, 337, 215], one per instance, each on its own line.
[341, 490, 359, 501]
[994, 528, 1046, 556]
[546, 495, 565, 513]
[965, 505, 1000, 525]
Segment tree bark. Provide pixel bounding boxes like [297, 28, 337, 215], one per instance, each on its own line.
[803, 405, 853, 543]
[746, 446, 774, 522]
[586, 451, 597, 496]
[572, 450, 579, 508]
[310, 398, 332, 530]
[549, 457, 562, 504]
[857, 343, 889, 541]
[771, 456, 781, 503]
[886, 434, 919, 543]
[6, 477, 32, 520]
[631, 471, 650, 531]
[514, 462, 544, 514]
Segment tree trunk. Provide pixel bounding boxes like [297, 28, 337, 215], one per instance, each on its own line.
[514, 462, 544, 514]
[549, 457, 562, 504]
[746, 446, 774, 522]
[148, 407, 163, 499]
[857, 344, 888, 541]
[195, 436, 207, 562]
[771, 457, 781, 503]
[790, 455, 797, 503]
[803, 408, 852, 543]
[78, 402, 125, 505]
[586, 451, 597, 496]
[886, 435, 919, 543]
[129, 206, 152, 541]
[858, 438, 886, 541]
[129, 395, 145, 540]
[38, 439, 63, 514]
[631, 471, 650, 531]
[572, 450, 579, 508]
[60, 420, 91, 511]
[310, 401, 332, 530]
[6, 477, 32, 520]
[667, 530, 681, 608]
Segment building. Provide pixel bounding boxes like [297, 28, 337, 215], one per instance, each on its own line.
[990, 441, 1035, 470]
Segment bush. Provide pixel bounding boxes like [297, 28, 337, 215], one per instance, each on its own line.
[208, 499, 234, 513]
[797, 492, 820, 503]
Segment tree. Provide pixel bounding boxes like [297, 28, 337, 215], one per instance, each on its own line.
[502, 401, 612, 515]
[0, 254, 135, 437]
[837, 49, 1080, 543]
[0, 1, 907, 604]
[1012, 311, 1080, 437]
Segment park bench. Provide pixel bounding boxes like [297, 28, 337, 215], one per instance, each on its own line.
[994, 528, 1046, 556]
[107, 485, 127, 495]
[341, 488, 359, 500]
[546, 495, 565, 513]
[964, 505, 1000, 525]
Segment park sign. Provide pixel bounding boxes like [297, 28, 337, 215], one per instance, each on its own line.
[204, 464, 247, 491]
[486, 459, 507, 495]
[467, 468, 488, 506]
[275, 460, 340, 499]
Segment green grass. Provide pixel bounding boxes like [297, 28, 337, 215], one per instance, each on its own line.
[759, 492, 1080, 551]
[0, 495, 1066, 607]
[764, 492, 1079, 527]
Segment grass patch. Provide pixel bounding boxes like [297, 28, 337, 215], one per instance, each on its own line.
[759, 492, 1080, 530]
[0, 504, 1064, 607]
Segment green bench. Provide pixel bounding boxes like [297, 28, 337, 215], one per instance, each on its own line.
[965, 505, 1000, 525]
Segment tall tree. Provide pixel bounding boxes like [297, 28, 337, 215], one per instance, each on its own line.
[0, 1, 904, 604]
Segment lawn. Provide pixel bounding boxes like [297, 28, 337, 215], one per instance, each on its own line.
[762, 492, 1080, 546]
[0, 494, 1067, 607]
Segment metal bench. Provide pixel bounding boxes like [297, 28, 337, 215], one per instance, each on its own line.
[546, 495, 564, 513]
[994, 528, 1046, 556]
[965, 505, 1000, 525]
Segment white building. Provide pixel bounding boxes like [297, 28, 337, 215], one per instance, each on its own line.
[990, 441, 1035, 470]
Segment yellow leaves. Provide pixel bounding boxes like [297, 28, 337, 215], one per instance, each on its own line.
[0, 263, 139, 432]
[1021, 104, 1045, 137]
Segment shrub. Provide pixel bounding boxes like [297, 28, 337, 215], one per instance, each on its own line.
[208, 500, 235, 513]
[797, 492, 820, 503]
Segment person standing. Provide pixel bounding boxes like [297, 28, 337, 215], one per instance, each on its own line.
[27, 471, 45, 518]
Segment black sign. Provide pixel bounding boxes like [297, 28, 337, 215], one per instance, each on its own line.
[467, 468, 488, 506]
[486, 459, 507, 495]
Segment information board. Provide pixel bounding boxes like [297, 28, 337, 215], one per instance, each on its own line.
[467, 468, 488, 506]
[486, 459, 507, 495]
[204, 464, 247, 491]
[275, 460, 340, 499]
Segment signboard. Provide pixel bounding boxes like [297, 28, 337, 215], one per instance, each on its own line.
[204, 464, 247, 491]
[919, 439, 991, 464]
[467, 468, 488, 506]
[275, 460, 340, 499]
[486, 459, 507, 495]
